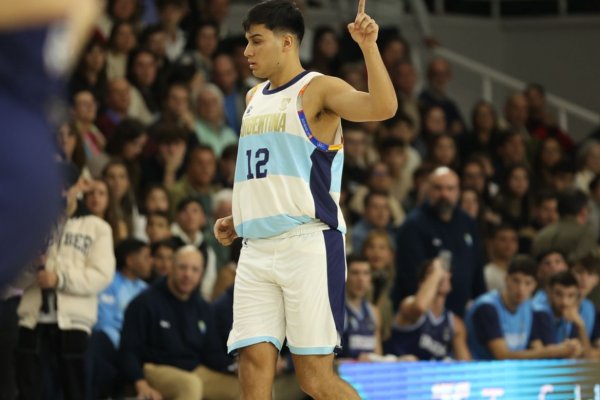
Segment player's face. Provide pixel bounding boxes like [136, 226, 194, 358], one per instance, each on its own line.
[346, 262, 372, 298]
[170, 251, 204, 296]
[549, 284, 579, 317]
[244, 24, 285, 79]
[505, 272, 537, 305]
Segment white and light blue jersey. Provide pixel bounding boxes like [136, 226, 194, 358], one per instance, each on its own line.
[232, 71, 345, 239]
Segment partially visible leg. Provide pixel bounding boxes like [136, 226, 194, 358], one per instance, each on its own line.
[238, 343, 278, 400]
[143, 363, 202, 400]
[193, 365, 240, 400]
[58, 329, 89, 400]
[292, 354, 360, 400]
[15, 327, 43, 400]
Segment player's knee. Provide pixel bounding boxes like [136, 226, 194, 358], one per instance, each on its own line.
[296, 370, 333, 398]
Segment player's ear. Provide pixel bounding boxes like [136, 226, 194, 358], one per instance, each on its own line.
[282, 32, 295, 52]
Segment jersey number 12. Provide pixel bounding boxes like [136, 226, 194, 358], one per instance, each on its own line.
[246, 148, 269, 179]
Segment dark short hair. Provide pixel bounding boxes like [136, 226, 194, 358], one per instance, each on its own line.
[507, 254, 537, 278]
[147, 210, 171, 225]
[557, 189, 588, 217]
[572, 255, 600, 275]
[378, 137, 406, 156]
[151, 238, 178, 255]
[220, 144, 238, 161]
[346, 254, 370, 269]
[176, 197, 204, 213]
[382, 111, 415, 129]
[525, 83, 546, 97]
[548, 270, 578, 289]
[115, 238, 148, 271]
[243, 0, 305, 43]
[536, 249, 567, 265]
[490, 223, 517, 238]
[534, 189, 558, 207]
[154, 123, 190, 144]
[106, 118, 147, 156]
[363, 189, 389, 210]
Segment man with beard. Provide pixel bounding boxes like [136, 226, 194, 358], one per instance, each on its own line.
[393, 167, 486, 317]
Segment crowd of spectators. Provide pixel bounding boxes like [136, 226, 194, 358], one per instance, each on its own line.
[1, 0, 600, 399]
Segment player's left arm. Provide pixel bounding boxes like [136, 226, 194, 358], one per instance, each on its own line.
[318, 0, 397, 122]
[451, 314, 472, 360]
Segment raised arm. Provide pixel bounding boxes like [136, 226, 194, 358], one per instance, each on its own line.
[397, 259, 445, 325]
[318, 0, 397, 122]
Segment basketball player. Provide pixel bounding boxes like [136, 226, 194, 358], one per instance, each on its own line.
[0, 0, 100, 287]
[214, 0, 396, 398]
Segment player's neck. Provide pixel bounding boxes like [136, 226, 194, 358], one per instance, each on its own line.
[268, 60, 304, 90]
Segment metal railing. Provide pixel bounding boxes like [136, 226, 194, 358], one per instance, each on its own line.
[432, 46, 600, 132]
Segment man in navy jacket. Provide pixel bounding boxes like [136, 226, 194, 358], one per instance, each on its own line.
[119, 245, 239, 400]
[393, 167, 486, 317]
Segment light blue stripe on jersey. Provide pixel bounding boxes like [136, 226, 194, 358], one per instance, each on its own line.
[235, 214, 314, 239]
[234, 132, 314, 183]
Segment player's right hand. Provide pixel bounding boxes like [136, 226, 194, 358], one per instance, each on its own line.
[214, 215, 238, 246]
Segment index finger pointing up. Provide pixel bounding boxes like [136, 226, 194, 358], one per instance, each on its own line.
[357, 0, 366, 14]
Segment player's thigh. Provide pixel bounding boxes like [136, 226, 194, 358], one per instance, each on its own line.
[280, 230, 346, 353]
[228, 239, 286, 353]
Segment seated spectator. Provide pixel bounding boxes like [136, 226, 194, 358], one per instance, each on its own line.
[150, 238, 177, 280]
[106, 118, 148, 192]
[484, 224, 519, 292]
[217, 144, 237, 188]
[572, 255, 600, 310]
[213, 53, 246, 134]
[342, 122, 371, 195]
[126, 47, 161, 117]
[525, 83, 574, 152]
[348, 162, 405, 227]
[533, 136, 566, 191]
[426, 133, 459, 170]
[588, 176, 600, 237]
[417, 105, 447, 158]
[466, 255, 580, 360]
[141, 123, 191, 190]
[133, 183, 172, 241]
[499, 93, 530, 138]
[390, 60, 420, 133]
[549, 159, 577, 194]
[394, 167, 486, 317]
[84, 179, 129, 242]
[575, 140, 600, 194]
[71, 89, 110, 177]
[57, 121, 90, 178]
[193, 83, 238, 157]
[531, 189, 598, 261]
[205, 189, 234, 273]
[418, 58, 465, 136]
[362, 230, 396, 341]
[170, 145, 220, 217]
[378, 138, 414, 205]
[97, 78, 135, 140]
[103, 159, 141, 239]
[69, 36, 109, 105]
[492, 164, 534, 230]
[157, 0, 187, 62]
[88, 238, 151, 399]
[492, 130, 529, 185]
[350, 190, 397, 255]
[520, 190, 559, 253]
[172, 198, 217, 301]
[385, 258, 470, 361]
[106, 21, 137, 80]
[120, 245, 239, 399]
[459, 100, 500, 160]
[146, 211, 173, 244]
[179, 20, 219, 79]
[534, 270, 597, 349]
[14, 167, 115, 399]
[308, 26, 341, 77]
[340, 256, 382, 360]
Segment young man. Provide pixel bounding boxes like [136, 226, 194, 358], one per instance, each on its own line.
[340, 256, 382, 360]
[89, 238, 152, 398]
[572, 255, 600, 309]
[483, 224, 519, 292]
[533, 250, 595, 342]
[466, 255, 580, 360]
[385, 258, 470, 361]
[214, 0, 396, 398]
[537, 271, 597, 349]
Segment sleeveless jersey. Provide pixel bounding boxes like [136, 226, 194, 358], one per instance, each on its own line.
[341, 299, 377, 359]
[232, 71, 345, 239]
[532, 290, 596, 341]
[385, 309, 454, 360]
[466, 290, 533, 360]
